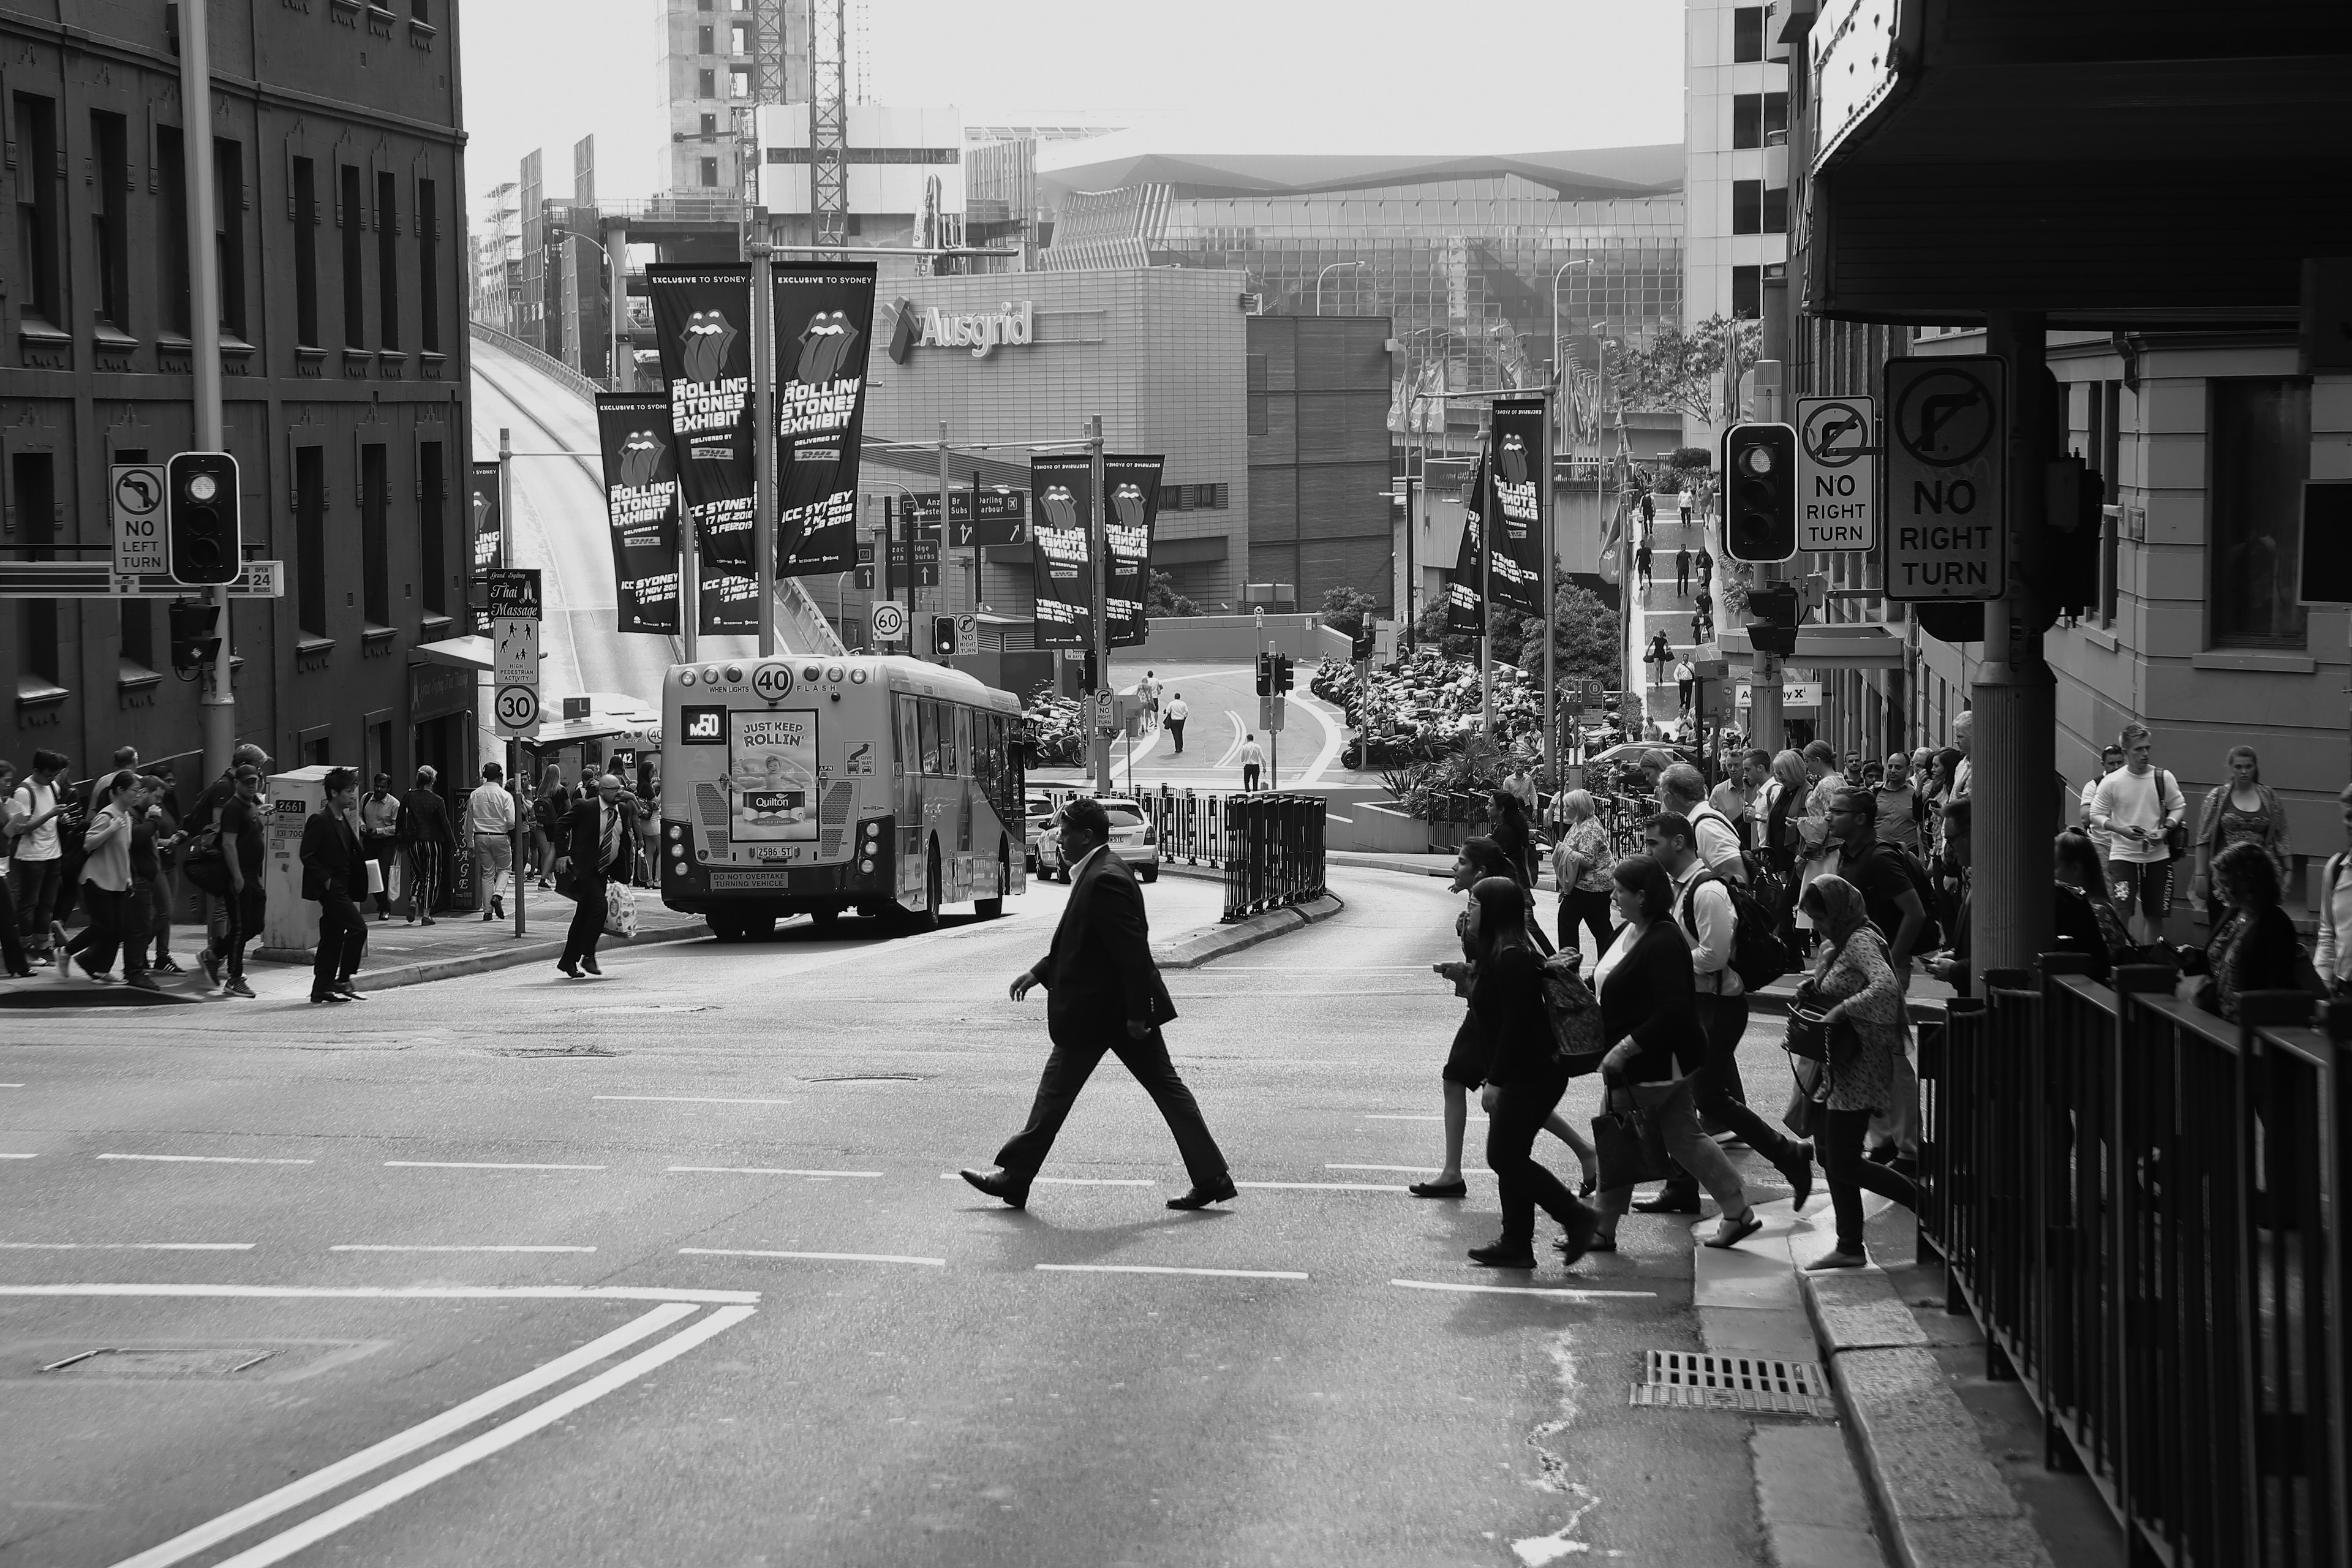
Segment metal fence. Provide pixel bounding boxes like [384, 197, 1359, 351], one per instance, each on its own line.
[1216, 794, 1327, 922]
[1921, 957, 2348, 1567]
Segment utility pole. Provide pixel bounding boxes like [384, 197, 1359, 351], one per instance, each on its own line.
[1746, 372, 1785, 753]
[179, 1, 233, 780]
[938, 419, 953, 653]
[1542, 391, 1556, 791]
[750, 225, 777, 657]
[498, 428, 525, 937]
[1088, 415, 1112, 794]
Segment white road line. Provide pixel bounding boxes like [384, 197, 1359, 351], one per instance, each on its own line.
[1326, 1164, 1495, 1176]
[99, 1153, 314, 1165]
[1389, 1279, 1659, 1300]
[1213, 710, 1248, 768]
[671, 1166, 881, 1178]
[1234, 1180, 1406, 1193]
[0, 1083, 22, 1087]
[0, 1242, 254, 1251]
[329, 1245, 597, 1254]
[0, 1283, 759, 1304]
[106, 1302, 698, 1568]
[201, 1305, 756, 1568]
[1035, 1264, 1309, 1281]
[679, 1247, 943, 1267]
[382, 1161, 607, 1171]
[935, 1172, 1155, 1186]
[0, 1152, 37, 1159]
[594, 1095, 794, 1106]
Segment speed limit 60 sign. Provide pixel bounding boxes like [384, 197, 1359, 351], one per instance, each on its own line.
[871, 600, 907, 644]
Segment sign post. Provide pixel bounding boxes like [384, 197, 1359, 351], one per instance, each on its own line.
[488, 567, 542, 938]
[1885, 358, 2006, 600]
[1795, 396, 1877, 554]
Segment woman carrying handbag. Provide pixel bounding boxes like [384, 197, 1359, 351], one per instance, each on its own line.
[1793, 875, 1916, 1270]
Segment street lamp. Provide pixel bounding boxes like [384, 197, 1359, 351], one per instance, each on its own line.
[1316, 260, 1365, 316]
[550, 227, 627, 391]
[1550, 257, 1596, 401]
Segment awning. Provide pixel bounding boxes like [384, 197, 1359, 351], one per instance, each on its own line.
[1713, 624, 1905, 671]
[524, 712, 662, 750]
[410, 635, 491, 672]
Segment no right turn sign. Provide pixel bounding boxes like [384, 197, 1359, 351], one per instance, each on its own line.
[1885, 356, 2007, 600]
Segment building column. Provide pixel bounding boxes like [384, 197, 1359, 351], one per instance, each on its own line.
[1972, 314, 2059, 974]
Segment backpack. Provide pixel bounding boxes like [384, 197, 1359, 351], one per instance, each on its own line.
[1851, 841, 1945, 953]
[1678, 869, 1795, 994]
[1537, 949, 1608, 1065]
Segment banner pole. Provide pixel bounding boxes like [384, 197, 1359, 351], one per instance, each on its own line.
[1089, 416, 1111, 795]
[1543, 392, 1556, 791]
[751, 230, 777, 658]
[939, 419, 952, 662]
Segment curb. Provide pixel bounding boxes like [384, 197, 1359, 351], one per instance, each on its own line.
[280, 920, 714, 999]
[1801, 1270, 2056, 1568]
[1154, 892, 1344, 970]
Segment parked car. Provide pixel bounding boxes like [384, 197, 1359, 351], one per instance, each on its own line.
[1023, 793, 1058, 871]
[1033, 796, 1159, 883]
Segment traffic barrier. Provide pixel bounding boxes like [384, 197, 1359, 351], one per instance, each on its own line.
[1920, 957, 2348, 1566]
[1216, 794, 1326, 923]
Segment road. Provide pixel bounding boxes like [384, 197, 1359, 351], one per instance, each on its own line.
[0, 865, 1812, 1567]
[1037, 658, 1368, 798]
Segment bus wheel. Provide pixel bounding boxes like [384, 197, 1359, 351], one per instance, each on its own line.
[974, 845, 1008, 919]
[896, 844, 941, 935]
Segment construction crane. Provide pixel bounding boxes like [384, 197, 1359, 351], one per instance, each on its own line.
[809, 0, 848, 249]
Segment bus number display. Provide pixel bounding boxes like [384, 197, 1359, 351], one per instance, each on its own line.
[680, 705, 727, 745]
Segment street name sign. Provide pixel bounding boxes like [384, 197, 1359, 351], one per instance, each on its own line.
[1885, 357, 2006, 600]
[110, 464, 168, 575]
[1259, 695, 1287, 733]
[1795, 396, 1876, 553]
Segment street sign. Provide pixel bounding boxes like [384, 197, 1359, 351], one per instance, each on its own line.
[870, 600, 907, 643]
[485, 568, 543, 620]
[494, 617, 540, 685]
[1259, 695, 1287, 733]
[954, 613, 978, 657]
[1885, 356, 2007, 600]
[494, 685, 540, 736]
[1795, 396, 1876, 553]
[110, 464, 168, 575]
[562, 696, 592, 722]
[0, 559, 285, 598]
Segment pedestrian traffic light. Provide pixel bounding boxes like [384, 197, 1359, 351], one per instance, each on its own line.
[167, 600, 221, 675]
[931, 615, 956, 657]
[1274, 654, 1294, 692]
[1255, 652, 1273, 696]
[1720, 423, 1796, 564]
[1746, 582, 1800, 657]
[166, 451, 241, 586]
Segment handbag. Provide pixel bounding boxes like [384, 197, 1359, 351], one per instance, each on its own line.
[1782, 1004, 1833, 1061]
[1592, 1087, 1676, 1189]
[1538, 951, 1609, 1071]
[603, 881, 639, 940]
[1782, 1056, 1830, 1140]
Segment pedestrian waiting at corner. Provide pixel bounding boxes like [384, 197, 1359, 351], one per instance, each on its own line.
[1236, 733, 1265, 792]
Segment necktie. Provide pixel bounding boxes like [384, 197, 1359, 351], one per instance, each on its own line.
[600, 805, 621, 872]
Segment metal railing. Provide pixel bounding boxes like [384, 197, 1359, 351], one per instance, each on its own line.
[1218, 794, 1327, 922]
[1921, 957, 2348, 1567]
[470, 319, 607, 401]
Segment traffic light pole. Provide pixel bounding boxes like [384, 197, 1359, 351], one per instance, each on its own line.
[1088, 416, 1112, 795]
[497, 428, 526, 940]
[179, 0, 234, 781]
[751, 233, 777, 659]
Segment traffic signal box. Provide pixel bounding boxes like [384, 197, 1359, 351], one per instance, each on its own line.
[1254, 653, 1296, 696]
[166, 451, 241, 586]
[1745, 582, 1801, 657]
[168, 601, 221, 674]
[1721, 423, 1797, 564]
[931, 615, 956, 658]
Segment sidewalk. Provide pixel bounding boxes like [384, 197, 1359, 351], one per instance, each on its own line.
[0, 887, 707, 1009]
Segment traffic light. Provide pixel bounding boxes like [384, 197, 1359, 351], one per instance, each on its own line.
[167, 600, 221, 675]
[1255, 652, 1273, 696]
[1745, 582, 1800, 657]
[1274, 654, 1294, 692]
[166, 451, 241, 586]
[1720, 423, 1796, 564]
[931, 615, 956, 658]
[1350, 619, 1377, 662]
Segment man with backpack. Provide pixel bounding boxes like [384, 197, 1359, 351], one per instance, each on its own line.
[1659, 763, 1747, 883]
[1636, 812, 1814, 1213]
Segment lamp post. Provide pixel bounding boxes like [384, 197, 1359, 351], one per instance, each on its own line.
[1316, 260, 1364, 316]
[1550, 257, 1595, 406]
[550, 227, 625, 390]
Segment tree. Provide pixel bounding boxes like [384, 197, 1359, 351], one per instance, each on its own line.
[1611, 315, 1763, 424]
[1146, 569, 1200, 618]
[1319, 585, 1378, 638]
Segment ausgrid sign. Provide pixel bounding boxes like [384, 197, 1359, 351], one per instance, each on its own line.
[886, 298, 1036, 363]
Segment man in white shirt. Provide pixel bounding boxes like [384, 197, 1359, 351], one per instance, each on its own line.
[9, 748, 71, 965]
[467, 762, 519, 922]
[1873, 751, 1923, 856]
[1673, 658, 1695, 712]
[2310, 783, 2352, 996]
[1236, 734, 1265, 792]
[1657, 762, 1746, 882]
[2090, 722, 2187, 945]
[1140, 672, 1162, 730]
[1164, 693, 1189, 754]
[1710, 749, 1768, 850]
[1638, 812, 1814, 1212]
[2078, 744, 2124, 862]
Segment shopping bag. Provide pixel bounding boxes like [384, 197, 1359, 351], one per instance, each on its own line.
[366, 859, 386, 897]
[603, 881, 639, 940]
[1592, 1088, 1676, 1189]
[1782, 1057, 1829, 1140]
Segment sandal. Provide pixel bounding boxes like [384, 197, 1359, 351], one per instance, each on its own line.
[1704, 1210, 1764, 1250]
[1408, 1178, 1468, 1199]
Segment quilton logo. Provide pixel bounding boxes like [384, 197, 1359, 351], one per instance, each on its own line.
[886, 298, 1036, 364]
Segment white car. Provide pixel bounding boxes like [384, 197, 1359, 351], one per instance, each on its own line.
[1034, 796, 1159, 883]
[1023, 793, 1058, 871]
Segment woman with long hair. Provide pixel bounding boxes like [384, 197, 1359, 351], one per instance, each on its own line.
[1463, 875, 1597, 1267]
[1550, 788, 1616, 962]
[1418, 838, 1597, 1200]
[2054, 829, 2133, 981]
[1489, 788, 1537, 888]
[1796, 874, 1916, 1269]
[2192, 744, 2293, 929]
[2199, 842, 2316, 1022]
[1585, 854, 1758, 1252]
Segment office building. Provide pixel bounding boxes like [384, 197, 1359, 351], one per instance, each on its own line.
[1684, 1, 1791, 359]
[657, 0, 807, 195]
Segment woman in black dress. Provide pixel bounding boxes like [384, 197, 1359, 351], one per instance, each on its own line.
[1464, 876, 1596, 1267]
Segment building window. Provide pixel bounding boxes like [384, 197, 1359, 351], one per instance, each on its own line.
[729, 66, 750, 98]
[699, 157, 718, 187]
[2208, 378, 2310, 649]
[696, 24, 714, 52]
[1733, 6, 1765, 62]
[731, 21, 750, 53]
[1731, 265, 1762, 318]
[417, 177, 439, 353]
[296, 446, 327, 636]
[121, 598, 153, 673]
[361, 443, 390, 625]
[1763, 184, 1789, 233]
[699, 113, 717, 138]
[13, 453, 58, 682]
[1765, 91, 1789, 141]
[91, 111, 130, 331]
[292, 156, 320, 347]
[375, 172, 399, 350]
[1731, 92, 1789, 151]
[214, 139, 247, 337]
[419, 442, 446, 614]
[1246, 353, 1268, 437]
[341, 165, 365, 348]
[696, 67, 716, 98]
[13, 94, 60, 325]
[159, 126, 190, 336]
[1732, 179, 1762, 236]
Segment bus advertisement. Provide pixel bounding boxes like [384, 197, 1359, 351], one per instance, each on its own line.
[658, 654, 1027, 940]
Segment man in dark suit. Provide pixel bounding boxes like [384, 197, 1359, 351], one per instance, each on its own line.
[552, 773, 630, 978]
[299, 769, 368, 1005]
[962, 797, 1235, 1211]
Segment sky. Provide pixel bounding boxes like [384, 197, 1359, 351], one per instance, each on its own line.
[458, 0, 1684, 211]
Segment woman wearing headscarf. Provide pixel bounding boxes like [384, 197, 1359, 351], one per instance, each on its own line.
[1585, 854, 1758, 1251]
[1463, 875, 1597, 1267]
[1418, 839, 1597, 1199]
[1795, 873, 1916, 1270]
[2192, 745, 2293, 929]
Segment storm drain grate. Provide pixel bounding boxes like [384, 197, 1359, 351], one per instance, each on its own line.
[1627, 1351, 1836, 1418]
[41, 1347, 276, 1379]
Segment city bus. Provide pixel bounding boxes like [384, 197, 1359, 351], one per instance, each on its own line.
[657, 653, 1028, 940]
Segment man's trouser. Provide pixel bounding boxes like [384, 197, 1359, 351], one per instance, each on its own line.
[473, 833, 513, 909]
[312, 889, 366, 989]
[11, 858, 62, 949]
[1167, 719, 1185, 752]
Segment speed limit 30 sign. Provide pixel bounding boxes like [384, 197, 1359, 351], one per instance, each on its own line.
[494, 684, 540, 736]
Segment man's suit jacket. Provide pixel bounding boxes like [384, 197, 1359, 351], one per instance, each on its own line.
[300, 809, 363, 901]
[1033, 847, 1175, 1039]
[560, 797, 628, 879]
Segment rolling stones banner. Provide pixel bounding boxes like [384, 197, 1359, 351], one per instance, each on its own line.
[699, 559, 759, 637]
[470, 462, 503, 574]
[1028, 454, 1096, 649]
[1102, 454, 1162, 649]
[772, 262, 876, 578]
[1487, 398, 1548, 619]
[594, 393, 682, 635]
[1446, 451, 1487, 637]
[647, 265, 756, 611]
